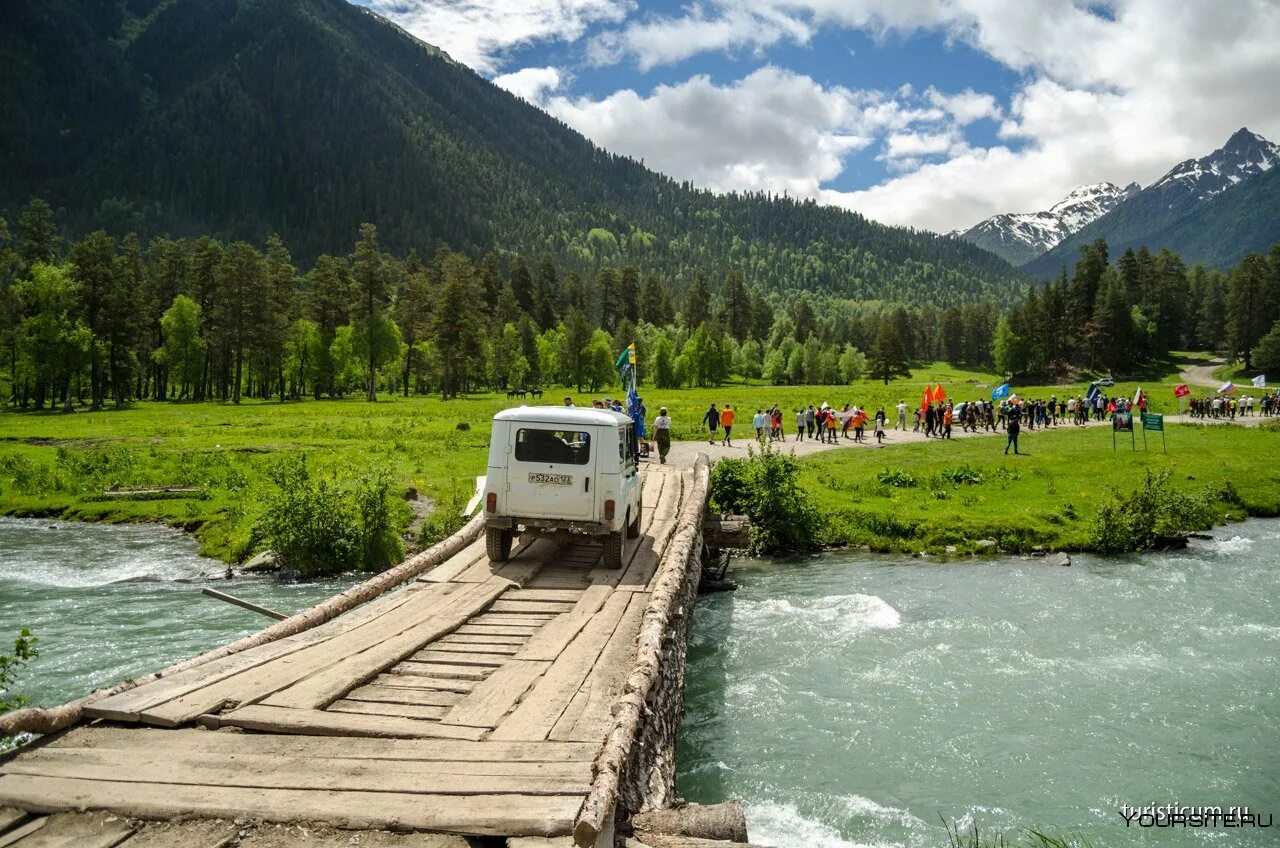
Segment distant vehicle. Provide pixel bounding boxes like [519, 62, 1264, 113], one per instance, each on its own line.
[1093, 377, 1115, 387]
[482, 406, 643, 569]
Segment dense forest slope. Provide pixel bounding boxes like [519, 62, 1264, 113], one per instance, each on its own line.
[0, 0, 1022, 305]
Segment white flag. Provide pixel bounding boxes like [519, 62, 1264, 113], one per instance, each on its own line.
[1253, 374, 1266, 389]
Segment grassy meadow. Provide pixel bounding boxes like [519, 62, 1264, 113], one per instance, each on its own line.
[0, 356, 1268, 562]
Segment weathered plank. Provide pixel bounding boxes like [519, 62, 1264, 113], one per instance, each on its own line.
[550, 592, 647, 742]
[0, 775, 582, 837]
[4, 749, 583, 796]
[328, 700, 448, 721]
[416, 538, 489, 583]
[488, 600, 577, 616]
[471, 615, 556, 627]
[375, 672, 477, 692]
[490, 592, 632, 741]
[403, 652, 504, 669]
[45, 727, 598, 762]
[134, 581, 469, 726]
[422, 642, 520, 656]
[0, 810, 134, 848]
[436, 633, 527, 646]
[455, 624, 543, 637]
[0, 809, 26, 834]
[212, 705, 486, 740]
[0, 819, 46, 848]
[503, 590, 583, 603]
[441, 661, 550, 729]
[263, 579, 510, 710]
[344, 684, 462, 707]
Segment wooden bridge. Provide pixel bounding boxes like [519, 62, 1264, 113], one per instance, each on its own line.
[0, 460, 714, 848]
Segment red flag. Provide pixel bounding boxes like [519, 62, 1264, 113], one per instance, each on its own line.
[934, 383, 948, 402]
[921, 385, 933, 411]
[1174, 384, 1190, 398]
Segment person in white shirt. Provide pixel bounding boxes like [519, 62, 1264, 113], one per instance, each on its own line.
[753, 409, 767, 441]
[653, 407, 672, 464]
[895, 400, 907, 430]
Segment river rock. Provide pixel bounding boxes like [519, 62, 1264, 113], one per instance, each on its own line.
[242, 549, 278, 572]
[1054, 553, 1071, 567]
[975, 539, 997, 549]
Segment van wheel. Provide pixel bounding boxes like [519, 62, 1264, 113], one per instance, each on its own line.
[486, 527, 512, 562]
[602, 530, 625, 570]
[626, 505, 641, 539]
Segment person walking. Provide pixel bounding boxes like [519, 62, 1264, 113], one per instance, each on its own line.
[805, 405, 816, 439]
[753, 408, 767, 443]
[795, 407, 806, 441]
[703, 404, 719, 445]
[896, 400, 907, 430]
[874, 411, 885, 444]
[654, 407, 672, 464]
[720, 404, 736, 446]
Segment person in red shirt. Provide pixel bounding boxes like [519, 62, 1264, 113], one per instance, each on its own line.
[719, 404, 736, 447]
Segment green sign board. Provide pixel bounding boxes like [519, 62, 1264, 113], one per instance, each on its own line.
[1142, 413, 1164, 431]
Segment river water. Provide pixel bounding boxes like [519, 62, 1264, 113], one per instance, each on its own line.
[677, 520, 1279, 847]
[0, 517, 350, 707]
[3, 517, 1275, 847]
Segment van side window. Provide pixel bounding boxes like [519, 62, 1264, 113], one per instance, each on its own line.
[515, 429, 591, 465]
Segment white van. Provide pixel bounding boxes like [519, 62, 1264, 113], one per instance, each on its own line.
[483, 406, 643, 569]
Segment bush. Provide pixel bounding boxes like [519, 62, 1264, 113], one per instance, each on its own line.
[254, 455, 403, 576]
[1090, 469, 1217, 553]
[418, 486, 470, 547]
[876, 468, 918, 488]
[709, 445, 822, 556]
[0, 628, 38, 716]
[939, 464, 984, 485]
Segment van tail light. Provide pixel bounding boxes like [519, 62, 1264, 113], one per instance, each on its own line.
[604, 499, 616, 520]
[486, 492, 497, 513]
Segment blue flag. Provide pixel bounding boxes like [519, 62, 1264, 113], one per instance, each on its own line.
[1085, 384, 1100, 405]
[991, 383, 1011, 400]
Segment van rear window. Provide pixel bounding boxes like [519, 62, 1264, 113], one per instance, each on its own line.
[515, 429, 591, 465]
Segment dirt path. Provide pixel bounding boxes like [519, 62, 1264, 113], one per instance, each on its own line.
[1178, 356, 1228, 388]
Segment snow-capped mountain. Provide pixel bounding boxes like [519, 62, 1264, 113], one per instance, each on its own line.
[1149, 127, 1279, 203]
[1022, 127, 1280, 277]
[953, 181, 1140, 266]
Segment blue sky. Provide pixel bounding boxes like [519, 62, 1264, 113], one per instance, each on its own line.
[352, 1, 1280, 233]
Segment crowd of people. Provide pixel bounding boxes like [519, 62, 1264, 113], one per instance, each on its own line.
[1187, 393, 1279, 418]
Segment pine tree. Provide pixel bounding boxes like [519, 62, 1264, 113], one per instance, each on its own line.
[868, 322, 909, 385]
[261, 234, 297, 401]
[216, 242, 266, 403]
[1227, 252, 1273, 370]
[722, 268, 751, 341]
[619, 267, 640, 326]
[509, 255, 534, 315]
[17, 199, 59, 268]
[533, 252, 559, 330]
[684, 269, 710, 330]
[1091, 267, 1133, 375]
[306, 254, 351, 398]
[640, 274, 673, 326]
[433, 252, 485, 399]
[69, 231, 116, 408]
[107, 232, 144, 406]
[351, 223, 395, 401]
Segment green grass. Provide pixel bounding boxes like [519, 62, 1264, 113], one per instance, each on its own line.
[0, 359, 1257, 563]
[799, 423, 1280, 555]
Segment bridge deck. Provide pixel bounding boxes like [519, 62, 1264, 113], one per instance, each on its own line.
[0, 465, 693, 846]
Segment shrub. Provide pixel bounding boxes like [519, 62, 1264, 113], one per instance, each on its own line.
[709, 445, 822, 556]
[876, 468, 918, 488]
[0, 628, 38, 716]
[939, 465, 984, 486]
[1090, 469, 1216, 553]
[254, 455, 403, 575]
[418, 486, 470, 547]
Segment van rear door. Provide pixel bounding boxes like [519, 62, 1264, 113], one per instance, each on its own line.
[506, 425, 596, 521]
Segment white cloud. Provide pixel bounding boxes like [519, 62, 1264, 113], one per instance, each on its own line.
[543, 67, 885, 196]
[492, 66, 567, 104]
[362, 0, 632, 73]
[925, 87, 1001, 126]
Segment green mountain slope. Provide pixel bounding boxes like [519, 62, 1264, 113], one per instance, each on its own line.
[1137, 165, 1280, 267]
[0, 0, 1022, 305]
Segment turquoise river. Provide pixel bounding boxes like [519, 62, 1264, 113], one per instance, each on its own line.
[2, 516, 1276, 846]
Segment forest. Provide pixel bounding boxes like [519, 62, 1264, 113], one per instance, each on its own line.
[4, 197, 1280, 411]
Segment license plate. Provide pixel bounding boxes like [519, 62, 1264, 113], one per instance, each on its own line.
[529, 472, 573, 486]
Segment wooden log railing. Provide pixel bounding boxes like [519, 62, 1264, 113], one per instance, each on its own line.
[574, 456, 710, 847]
[0, 512, 486, 738]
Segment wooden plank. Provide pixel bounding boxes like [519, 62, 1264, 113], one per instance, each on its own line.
[0, 775, 582, 837]
[404, 652, 504, 669]
[263, 579, 511, 711]
[345, 684, 462, 707]
[421, 642, 520, 656]
[375, 672, 477, 692]
[416, 538, 488, 583]
[115, 820, 238, 848]
[135, 581, 471, 726]
[453, 541, 552, 584]
[3, 748, 585, 797]
[513, 585, 620, 665]
[391, 661, 493, 680]
[490, 592, 632, 741]
[615, 523, 671, 592]
[437, 633, 527, 645]
[471, 615, 555, 627]
[213, 705, 486, 740]
[0, 811, 134, 848]
[503, 590, 583, 603]
[441, 661, 550, 728]
[488, 600, 576, 615]
[0, 819, 46, 848]
[45, 726, 598, 762]
[508, 839, 577, 848]
[550, 592, 647, 742]
[0, 809, 27, 834]
[328, 699, 448, 721]
[455, 624, 542, 636]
